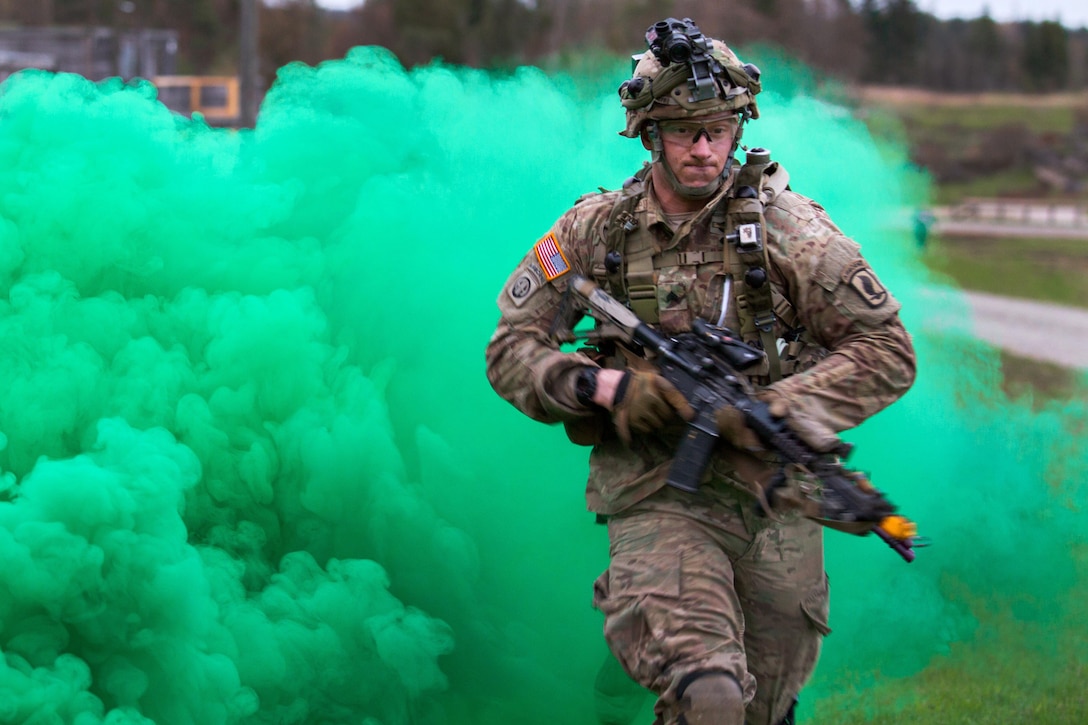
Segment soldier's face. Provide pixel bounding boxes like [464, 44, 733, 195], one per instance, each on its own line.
[657, 116, 737, 189]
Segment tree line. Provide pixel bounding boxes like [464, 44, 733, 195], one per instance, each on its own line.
[3, 0, 1086, 92]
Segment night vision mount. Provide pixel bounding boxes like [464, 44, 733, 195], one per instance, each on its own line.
[645, 17, 718, 102]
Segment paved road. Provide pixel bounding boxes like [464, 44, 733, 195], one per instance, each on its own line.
[961, 291, 1088, 370]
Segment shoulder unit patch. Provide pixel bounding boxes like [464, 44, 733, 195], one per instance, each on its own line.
[506, 266, 543, 307]
[534, 232, 570, 281]
[842, 259, 889, 308]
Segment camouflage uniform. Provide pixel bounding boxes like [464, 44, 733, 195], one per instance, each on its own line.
[485, 170, 915, 724]
[486, 21, 915, 725]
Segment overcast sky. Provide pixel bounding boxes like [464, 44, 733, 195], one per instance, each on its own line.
[920, 0, 1088, 26]
[312, 0, 1088, 30]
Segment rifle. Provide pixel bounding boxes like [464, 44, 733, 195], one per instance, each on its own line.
[568, 275, 921, 562]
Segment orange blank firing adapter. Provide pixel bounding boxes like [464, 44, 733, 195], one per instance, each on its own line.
[879, 515, 917, 541]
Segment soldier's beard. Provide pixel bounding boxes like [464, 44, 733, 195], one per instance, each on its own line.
[657, 153, 728, 199]
[661, 154, 722, 194]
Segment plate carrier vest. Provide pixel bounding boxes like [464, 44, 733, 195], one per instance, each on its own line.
[586, 149, 798, 382]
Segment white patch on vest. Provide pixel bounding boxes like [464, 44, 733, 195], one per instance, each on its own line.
[736, 223, 760, 250]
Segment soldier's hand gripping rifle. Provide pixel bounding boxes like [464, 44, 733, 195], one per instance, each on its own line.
[568, 275, 921, 562]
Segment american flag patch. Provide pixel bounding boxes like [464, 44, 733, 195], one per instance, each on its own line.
[534, 232, 570, 281]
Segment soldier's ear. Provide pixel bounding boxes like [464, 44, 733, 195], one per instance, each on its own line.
[639, 128, 654, 151]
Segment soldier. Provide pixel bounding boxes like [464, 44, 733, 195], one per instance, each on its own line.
[485, 17, 916, 725]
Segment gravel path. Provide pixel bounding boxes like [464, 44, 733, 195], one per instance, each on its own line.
[961, 291, 1088, 370]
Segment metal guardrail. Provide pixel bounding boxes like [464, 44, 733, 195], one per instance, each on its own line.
[923, 198, 1088, 240]
[943, 198, 1088, 228]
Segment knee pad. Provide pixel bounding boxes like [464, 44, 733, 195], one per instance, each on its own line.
[676, 671, 744, 725]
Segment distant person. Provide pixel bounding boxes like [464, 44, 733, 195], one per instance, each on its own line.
[913, 208, 935, 248]
[486, 17, 916, 725]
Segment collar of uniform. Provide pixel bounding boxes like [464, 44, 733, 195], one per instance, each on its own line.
[644, 174, 735, 251]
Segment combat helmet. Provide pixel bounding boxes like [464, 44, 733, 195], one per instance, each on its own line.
[619, 18, 762, 138]
[619, 18, 762, 198]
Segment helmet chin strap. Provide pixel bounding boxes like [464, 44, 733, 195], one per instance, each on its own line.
[648, 113, 750, 200]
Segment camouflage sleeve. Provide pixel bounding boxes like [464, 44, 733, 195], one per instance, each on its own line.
[763, 192, 916, 447]
[485, 198, 609, 424]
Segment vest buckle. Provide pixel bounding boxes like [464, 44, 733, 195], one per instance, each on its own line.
[754, 311, 776, 332]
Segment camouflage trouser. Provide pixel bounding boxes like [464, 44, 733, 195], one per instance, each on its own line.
[592, 482, 829, 725]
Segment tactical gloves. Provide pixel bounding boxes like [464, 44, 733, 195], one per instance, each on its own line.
[716, 390, 849, 455]
[714, 390, 790, 452]
[611, 371, 693, 446]
[604, 371, 841, 457]
[713, 387, 792, 448]
[715, 407, 761, 452]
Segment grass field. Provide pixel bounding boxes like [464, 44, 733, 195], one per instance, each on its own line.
[812, 580, 1088, 724]
[1000, 349, 1088, 405]
[831, 95, 1088, 719]
[842, 211, 1088, 721]
[936, 169, 1044, 206]
[922, 234, 1088, 309]
[854, 87, 1087, 139]
[854, 87, 1088, 205]
[872, 89, 1088, 398]
[922, 232, 1087, 401]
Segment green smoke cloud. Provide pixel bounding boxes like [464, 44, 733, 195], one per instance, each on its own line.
[0, 46, 1083, 725]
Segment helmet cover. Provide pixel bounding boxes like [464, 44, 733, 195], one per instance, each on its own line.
[618, 32, 761, 138]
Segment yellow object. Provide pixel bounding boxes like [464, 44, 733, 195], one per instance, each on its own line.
[152, 76, 240, 123]
[879, 515, 917, 540]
